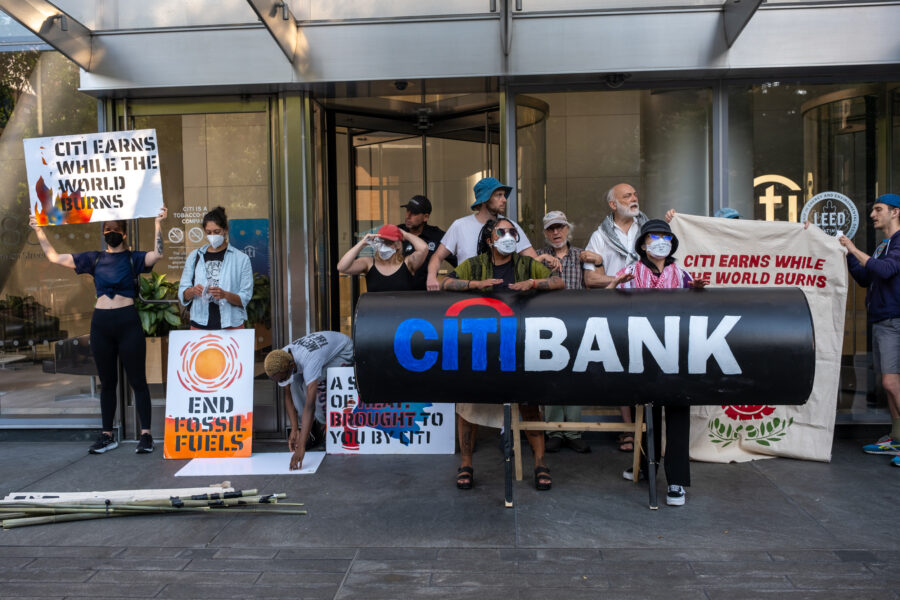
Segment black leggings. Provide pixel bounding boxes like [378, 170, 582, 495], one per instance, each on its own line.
[639, 404, 691, 487]
[90, 306, 152, 431]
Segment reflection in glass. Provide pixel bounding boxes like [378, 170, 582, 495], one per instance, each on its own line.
[0, 51, 98, 423]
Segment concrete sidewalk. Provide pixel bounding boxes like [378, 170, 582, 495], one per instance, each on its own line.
[0, 434, 897, 599]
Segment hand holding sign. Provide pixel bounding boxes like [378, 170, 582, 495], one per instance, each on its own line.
[290, 447, 305, 471]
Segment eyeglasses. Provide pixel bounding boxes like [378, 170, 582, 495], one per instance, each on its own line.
[494, 227, 520, 241]
[648, 233, 673, 241]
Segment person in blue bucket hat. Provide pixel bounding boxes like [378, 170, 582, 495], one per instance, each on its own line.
[425, 176, 538, 291]
[840, 193, 900, 468]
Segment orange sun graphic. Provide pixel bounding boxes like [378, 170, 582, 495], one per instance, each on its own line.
[177, 334, 243, 393]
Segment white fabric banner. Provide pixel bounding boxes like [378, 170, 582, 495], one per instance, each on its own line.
[24, 129, 163, 225]
[326, 367, 455, 454]
[669, 214, 848, 463]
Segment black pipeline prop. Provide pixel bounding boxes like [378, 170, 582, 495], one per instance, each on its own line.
[354, 288, 815, 407]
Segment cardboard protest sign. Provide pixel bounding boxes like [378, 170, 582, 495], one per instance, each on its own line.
[326, 367, 455, 454]
[164, 329, 255, 458]
[24, 129, 163, 226]
[670, 214, 848, 463]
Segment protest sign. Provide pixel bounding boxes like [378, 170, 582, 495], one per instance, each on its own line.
[164, 329, 255, 459]
[670, 214, 848, 462]
[24, 129, 163, 226]
[326, 367, 455, 454]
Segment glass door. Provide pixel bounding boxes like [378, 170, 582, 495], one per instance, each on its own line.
[117, 99, 280, 438]
[333, 107, 501, 334]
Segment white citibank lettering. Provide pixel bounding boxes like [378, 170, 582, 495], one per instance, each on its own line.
[524, 315, 742, 375]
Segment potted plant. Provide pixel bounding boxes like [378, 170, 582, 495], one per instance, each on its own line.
[245, 273, 272, 351]
[135, 272, 182, 383]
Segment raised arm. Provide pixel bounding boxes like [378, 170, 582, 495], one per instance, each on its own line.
[144, 207, 168, 267]
[29, 215, 75, 269]
[426, 243, 452, 291]
[337, 233, 376, 275]
[402, 230, 429, 274]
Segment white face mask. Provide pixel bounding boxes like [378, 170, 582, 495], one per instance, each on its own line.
[207, 234, 225, 249]
[377, 244, 397, 260]
[494, 233, 518, 255]
[646, 239, 672, 259]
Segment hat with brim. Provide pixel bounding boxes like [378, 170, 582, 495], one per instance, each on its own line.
[543, 210, 572, 230]
[876, 193, 900, 210]
[376, 224, 403, 242]
[472, 177, 513, 210]
[635, 219, 679, 258]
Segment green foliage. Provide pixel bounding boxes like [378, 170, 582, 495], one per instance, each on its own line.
[135, 273, 182, 337]
[245, 273, 271, 328]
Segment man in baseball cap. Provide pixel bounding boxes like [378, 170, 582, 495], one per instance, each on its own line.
[397, 195, 455, 290]
[840, 193, 900, 467]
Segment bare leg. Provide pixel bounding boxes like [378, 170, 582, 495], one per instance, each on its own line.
[884, 374, 900, 420]
[520, 405, 546, 468]
[458, 414, 477, 469]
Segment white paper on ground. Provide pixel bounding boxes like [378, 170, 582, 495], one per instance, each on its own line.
[174, 452, 325, 476]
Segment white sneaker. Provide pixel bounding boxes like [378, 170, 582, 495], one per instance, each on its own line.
[666, 484, 686, 506]
[622, 467, 645, 481]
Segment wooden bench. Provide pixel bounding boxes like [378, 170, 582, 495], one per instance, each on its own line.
[510, 405, 645, 483]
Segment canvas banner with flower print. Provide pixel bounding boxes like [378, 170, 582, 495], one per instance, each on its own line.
[669, 214, 848, 463]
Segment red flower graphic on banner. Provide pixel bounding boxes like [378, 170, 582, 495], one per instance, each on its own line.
[721, 405, 776, 421]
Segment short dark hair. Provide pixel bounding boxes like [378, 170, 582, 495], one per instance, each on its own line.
[102, 220, 127, 234]
[202, 206, 228, 230]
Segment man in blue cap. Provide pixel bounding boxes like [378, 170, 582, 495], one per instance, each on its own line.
[840, 193, 900, 468]
[425, 177, 537, 291]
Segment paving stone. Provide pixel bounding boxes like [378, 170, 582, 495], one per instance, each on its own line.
[116, 546, 191, 558]
[184, 557, 350, 573]
[690, 560, 871, 577]
[607, 572, 794, 590]
[519, 590, 707, 600]
[334, 586, 501, 599]
[0, 556, 34, 568]
[342, 571, 432, 587]
[706, 590, 886, 600]
[28, 557, 190, 571]
[602, 548, 772, 562]
[88, 569, 261, 585]
[350, 558, 514, 573]
[0, 582, 161, 597]
[769, 550, 844, 562]
[354, 547, 439, 560]
[0, 546, 122, 559]
[210, 547, 277, 559]
[431, 571, 609, 588]
[256, 571, 346, 586]
[173, 548, 219, 559]
[154, 583, 337, 599]
[835, 550, 879, 562]
[275, 548, 357, 560]
[788, 573, 892, 589]
[515, 559, 686, 576]
[0, 568, 92, 583]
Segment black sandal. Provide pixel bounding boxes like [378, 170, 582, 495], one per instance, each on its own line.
[456, 466, 474, 490]
[534, 466, 552, 491]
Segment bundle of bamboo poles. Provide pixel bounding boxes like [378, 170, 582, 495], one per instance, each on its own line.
[0, 483, 305, 529]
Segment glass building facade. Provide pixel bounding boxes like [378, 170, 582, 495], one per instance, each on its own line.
[1, 1, 898, 437]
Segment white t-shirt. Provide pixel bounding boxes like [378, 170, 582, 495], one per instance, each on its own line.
[281, 332, 354, 423]
[582, 220, 641, 277]
[440, 214, 532, 263]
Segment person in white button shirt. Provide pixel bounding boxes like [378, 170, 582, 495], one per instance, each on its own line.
[425, 177, 539, 291]
[582, 183, 650, 288]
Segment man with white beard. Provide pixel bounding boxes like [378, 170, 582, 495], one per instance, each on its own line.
[581, 183, 648, 453]
[582, 183, 647, 288]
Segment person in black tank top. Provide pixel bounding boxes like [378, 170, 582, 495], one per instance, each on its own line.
[337, 224, 428, 292]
